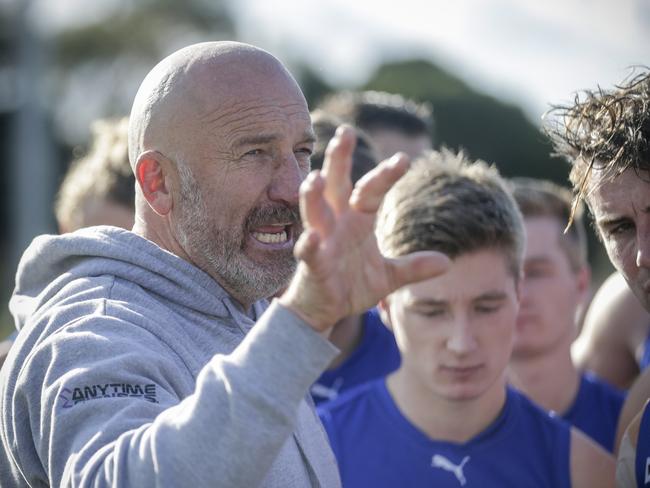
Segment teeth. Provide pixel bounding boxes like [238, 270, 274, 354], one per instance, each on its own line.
[252, 230, 288, 244]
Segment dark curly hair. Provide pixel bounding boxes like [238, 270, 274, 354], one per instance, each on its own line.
[544, 68, 650, 223]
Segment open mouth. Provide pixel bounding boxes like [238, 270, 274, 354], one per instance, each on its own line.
[250, 224, 292, 245]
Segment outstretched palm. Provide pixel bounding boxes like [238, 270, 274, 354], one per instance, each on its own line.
[280, 126, 449, 332]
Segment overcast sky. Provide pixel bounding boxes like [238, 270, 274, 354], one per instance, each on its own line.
[18, 0, 650, 133]
[226, 0, 650, 123]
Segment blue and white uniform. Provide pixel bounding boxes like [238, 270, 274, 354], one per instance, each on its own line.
[319, 380, 571, 487]
[311, 308, 400, 405]
[561, 371, 625, 453]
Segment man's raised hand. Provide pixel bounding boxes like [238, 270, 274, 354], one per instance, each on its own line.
[279, 126, 450, 332]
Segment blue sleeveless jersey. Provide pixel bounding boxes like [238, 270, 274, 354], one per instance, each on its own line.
[636, 402, 650, 487]
[318, 380, 571, 488]
[561, 371, 625, 453]
[310, 308, 400, 405]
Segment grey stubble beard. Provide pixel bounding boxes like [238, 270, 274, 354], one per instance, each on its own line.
[175, 162, 297, 304]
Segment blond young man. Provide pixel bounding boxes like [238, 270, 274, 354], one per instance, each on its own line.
[318, 150, 613, 487]
[55, 116, 135, 233]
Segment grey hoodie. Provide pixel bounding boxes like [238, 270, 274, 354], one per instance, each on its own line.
[0, 226, 341, 487]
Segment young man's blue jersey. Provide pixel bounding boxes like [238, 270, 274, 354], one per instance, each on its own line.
[561, 371, 625, 453]
[318, 380, 571, 488]
[310, 308, 400, 405]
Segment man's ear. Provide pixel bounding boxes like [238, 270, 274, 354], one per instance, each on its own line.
[378, 297, 393, 332]
[135, 151, 173, 216]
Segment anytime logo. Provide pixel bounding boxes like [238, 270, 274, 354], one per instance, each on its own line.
[59, 383, 158, 409]
[431, 454, 470, 486]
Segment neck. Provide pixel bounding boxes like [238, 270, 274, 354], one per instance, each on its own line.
[386, 367, 507, 443]
[508, 339, 580, 414]
[327, 315, 365, 370]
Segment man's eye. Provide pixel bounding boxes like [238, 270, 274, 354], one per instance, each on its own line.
[607, 221, 635, 237]
[475, 304, 500, 314]
[418, 309, 444, 318]
[244, 149, 263, 157]
[524, 268, 547, 279]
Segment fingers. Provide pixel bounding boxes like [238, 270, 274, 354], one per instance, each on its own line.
[387, 251, 451, 290]
[350, 153, 410, 213]
[321, 125, 355, 214]
[300, 170, 335, 237]
[293, 229, 320, 263]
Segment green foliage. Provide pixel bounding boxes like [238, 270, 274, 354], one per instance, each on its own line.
[364, 59, 567, 183]
[53, 1, 234, 68]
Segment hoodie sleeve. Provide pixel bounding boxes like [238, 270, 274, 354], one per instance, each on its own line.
[3, 300, 338, 487]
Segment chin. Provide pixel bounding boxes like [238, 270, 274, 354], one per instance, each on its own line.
[440, 387, 486, 403]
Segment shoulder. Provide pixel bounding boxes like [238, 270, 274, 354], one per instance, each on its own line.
[570, 428, 615, 488]
[318, 379, 382, 419]
[580, 272, 648, 346]
[507, 388, 572, 445]
[581, 372, 626, 406]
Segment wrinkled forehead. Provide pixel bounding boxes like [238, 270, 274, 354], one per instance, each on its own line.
[197, 94, 311, 137]
[585, 166, 649, 214]
[178, 59, 310, 137]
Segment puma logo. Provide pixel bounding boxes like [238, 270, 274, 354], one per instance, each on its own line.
[431, 454, 470, 486]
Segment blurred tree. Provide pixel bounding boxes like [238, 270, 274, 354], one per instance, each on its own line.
[0, 0, 237, 338]
[364, 59, 567, 182]
[45, 0, 236, 145]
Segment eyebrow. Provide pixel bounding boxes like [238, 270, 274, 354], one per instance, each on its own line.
[596, 215, 630, 229]
[407, 291, 508, 307]
[524, 256, 552, 266]
[232, 130, 316, 150]
[407, 298, 447, 307]
[474, 292, 508, 301]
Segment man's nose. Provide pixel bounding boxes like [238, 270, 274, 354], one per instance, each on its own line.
[268, 154, 305, 206]
[636, 224, 650, 269]
[446, 318, 478, 355]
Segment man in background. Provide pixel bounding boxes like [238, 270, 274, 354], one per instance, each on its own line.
[508, 177, 624, 453]
[55, 116, 135, 233]
[308, 111, 401, 404]
[318, 90, 433, 160]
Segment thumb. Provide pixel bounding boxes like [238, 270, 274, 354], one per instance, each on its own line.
[387, 251, 451, 291]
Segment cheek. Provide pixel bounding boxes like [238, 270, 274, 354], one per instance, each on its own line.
[395, 319, 444, 355]
[489, 312, 517, 345]
[607, 242, 635, 273]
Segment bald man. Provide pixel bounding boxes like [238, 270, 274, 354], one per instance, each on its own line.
[0, 42, 448, 487]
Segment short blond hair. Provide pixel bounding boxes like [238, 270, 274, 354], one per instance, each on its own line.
[55, 117, 134, 232]
[377, 149, 525, 277]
